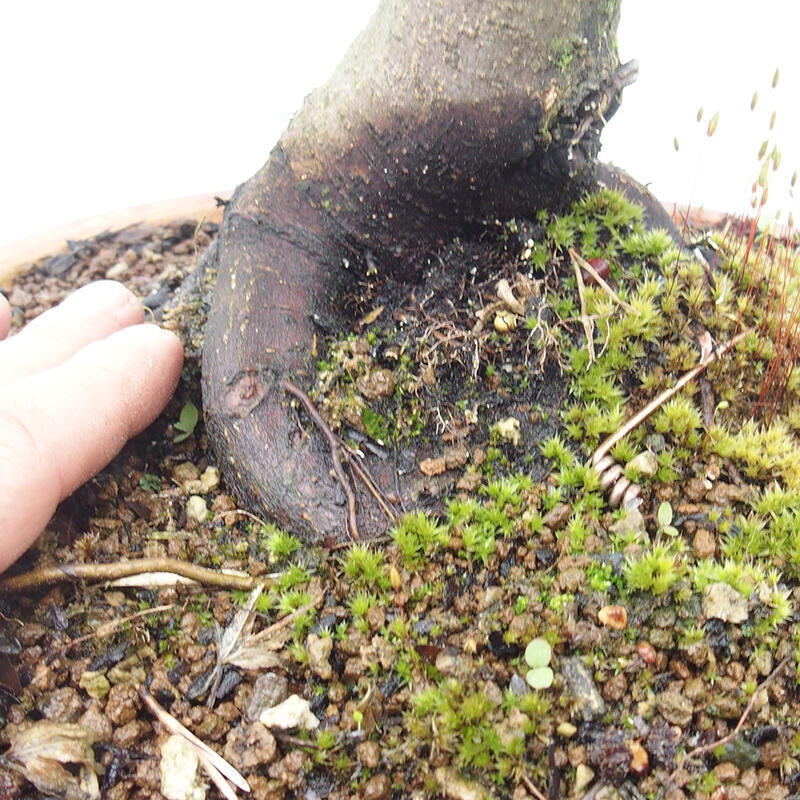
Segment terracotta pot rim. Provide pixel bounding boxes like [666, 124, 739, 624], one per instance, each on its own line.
[0, 191, 230, 287]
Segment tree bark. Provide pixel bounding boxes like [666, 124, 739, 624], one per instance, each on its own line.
[202, 0, 635, 542]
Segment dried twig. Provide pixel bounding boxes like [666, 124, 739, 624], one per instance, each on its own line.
[684, 657, 791, 761]
[346, 453, 399, 524]
[521, 774, 549, 800]
[139, 687, 250, 799]
[0, 558, 260, 595]
[282, 378, 359, 540]
[46, 604, 174, 658]
[571, 251, 596, 366]
[592, 329, 749, 466]
[568, 247, 638, 315]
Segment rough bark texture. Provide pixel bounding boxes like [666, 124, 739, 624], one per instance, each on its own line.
[202, 0, 636, 542]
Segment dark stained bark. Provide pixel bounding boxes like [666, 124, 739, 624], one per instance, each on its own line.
[202, 0, 638, 542]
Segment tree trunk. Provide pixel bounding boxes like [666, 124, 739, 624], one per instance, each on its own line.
[202, 0, 635, 542]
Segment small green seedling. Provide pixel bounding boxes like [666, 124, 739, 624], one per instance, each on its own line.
[139, 473, 162, 492]
[173, 401, 199, 442]
[656, 501, 679, 537]
[524, 638, 554, 690]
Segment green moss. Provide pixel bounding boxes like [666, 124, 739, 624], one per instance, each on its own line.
[390, 511, 450, 567]
[341, 544, 391, 591]
[260, 523, 302, 562]
[409, 677, 535, 784]
[710, 418, 800, 488]
[349, 590, 379, 620]
[624, 542, 686, 595]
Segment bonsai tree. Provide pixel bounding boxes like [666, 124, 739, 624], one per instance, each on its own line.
[201, 0, 662, 542]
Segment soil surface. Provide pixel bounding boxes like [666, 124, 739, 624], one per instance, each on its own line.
[1, 198, 800, 800]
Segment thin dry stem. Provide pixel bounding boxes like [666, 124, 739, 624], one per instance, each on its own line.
[568, 247, 638, 315]
[282, 378, 360, 540]
[683, 657, 790, 761]
[521, 774, 549, 800]
[139, 687, 251, 797]
[0, 558, 261, 595]
[592, 329, 749, 466]
[572, 249, 596, 366]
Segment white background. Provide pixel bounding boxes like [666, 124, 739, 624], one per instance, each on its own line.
[1, 1, 797, 252]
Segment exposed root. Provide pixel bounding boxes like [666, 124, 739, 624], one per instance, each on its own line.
[0, 558, 260, 595]
[282, 378, 360, 541]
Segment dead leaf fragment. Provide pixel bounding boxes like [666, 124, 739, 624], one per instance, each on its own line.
[201, 584, 313, 703]
[4, 722, 101, 800]
[359, 304, 385, 326]
[495, 278, 525, 315]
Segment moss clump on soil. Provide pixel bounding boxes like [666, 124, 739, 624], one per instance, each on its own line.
[4, 195, 800, 799]
[287, 185, 800, 794]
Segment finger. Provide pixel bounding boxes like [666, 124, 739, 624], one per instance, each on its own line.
[0, 294, 9, 340]
[0, 280, 146, 387]
[0, 324, 184, 571]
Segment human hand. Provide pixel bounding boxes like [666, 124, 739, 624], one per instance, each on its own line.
[0, 280, 184, 572]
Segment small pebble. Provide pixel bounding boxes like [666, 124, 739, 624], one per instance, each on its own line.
[627, 450, 658, 476]
[306, 633, 333, 681]
[259, 694, 319, 730]
[200, 466, 220, 493]
[656, 690, 693, 727]
[557, 721, 577, 737]
[105, 260, 129, 279]
[160, 734, 207, 800]
[494, 310, 517, 333]
[245, 673, 289, 723]
[434, 766, 490, 800]
[361, 773, 392, 800]
[692, 528, 716, 558]
[223, 722, 277, 771]
[357, 740, 381, 769]
[598, 605, 628, 630]
[444, 445, 470, 469]
[356, 368, 395, 400]
[562, 657, 606, 722]
[609, 507, 645, 536]
[493, 417, 520, 446]
[419, 456, 446, 476]
[173, 461, 201, 485]
[185, 495, 210, 524]
[682, 477, 708, 502]
[703, 582, 748, 623]
[573, 763, 594, 794]
[636, 641, 657, 666]
[78, 670, 110, 700]
[628, 739, 649, 776]
[713, 761, 740, 783]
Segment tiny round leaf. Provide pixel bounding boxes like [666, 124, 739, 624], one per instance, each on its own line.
[526, 666, 554, 690]
[524, 637, 552, 668]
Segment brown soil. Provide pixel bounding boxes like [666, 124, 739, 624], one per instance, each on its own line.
[0, 205, 798, 800]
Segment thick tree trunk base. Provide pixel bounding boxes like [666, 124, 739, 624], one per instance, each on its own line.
[200, 0, 665, 543]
